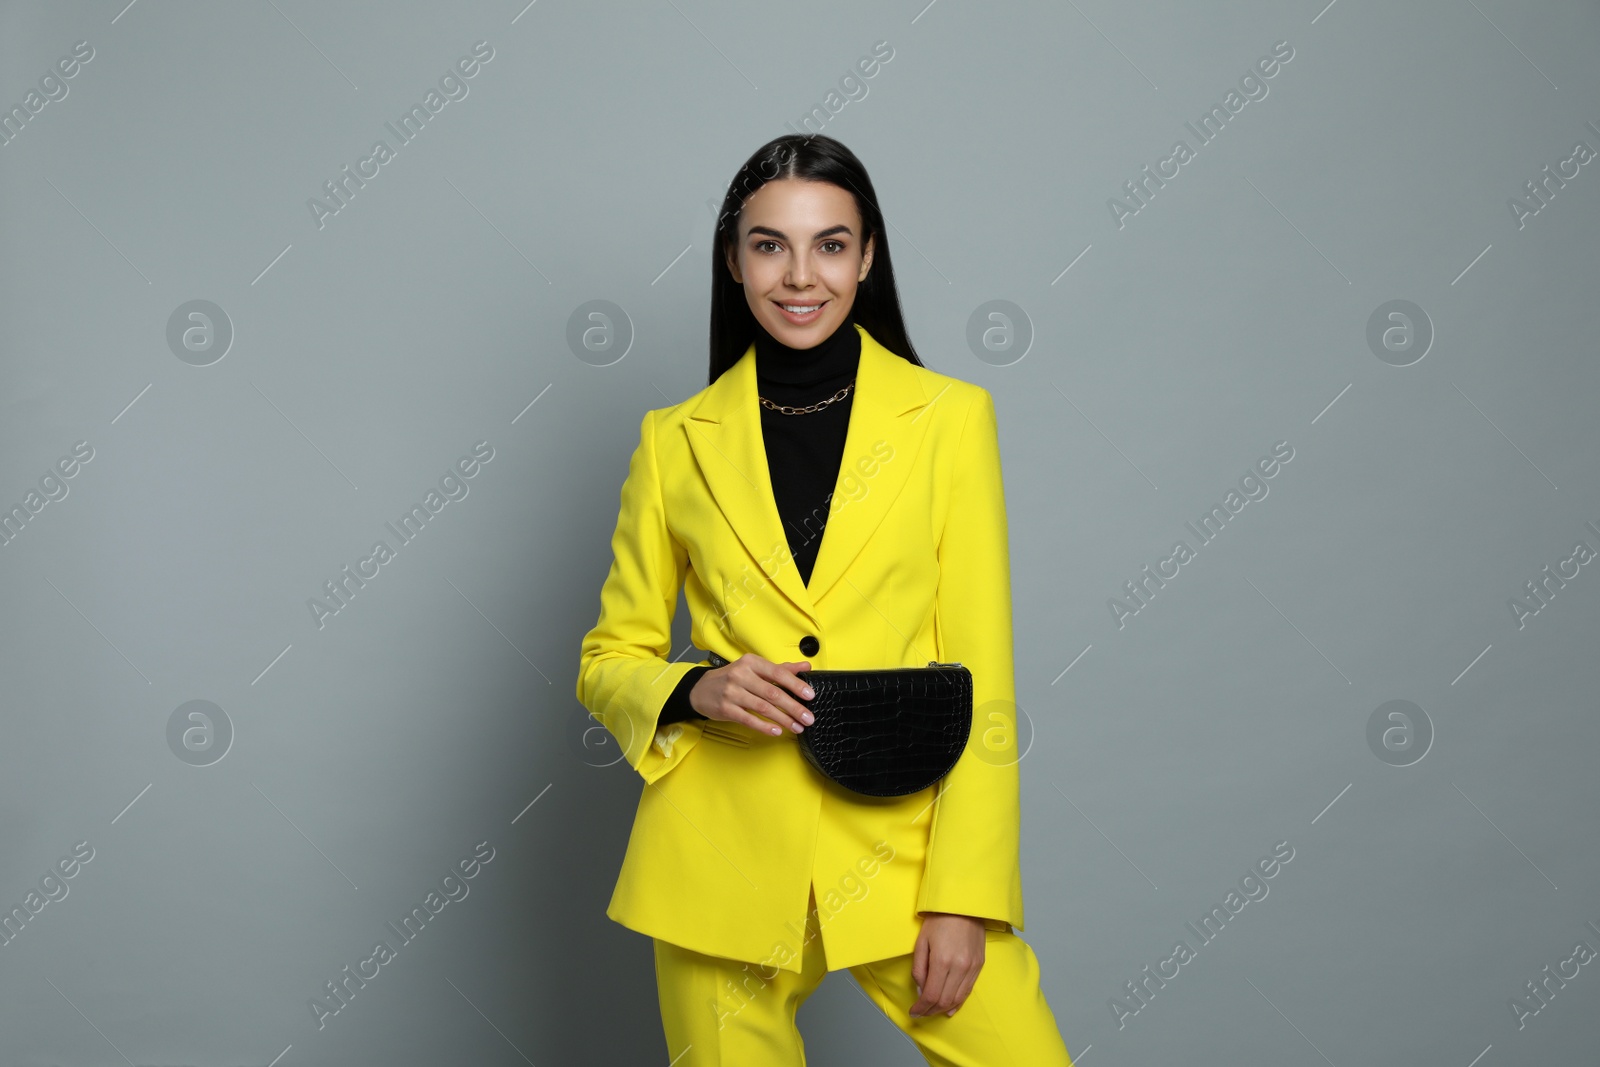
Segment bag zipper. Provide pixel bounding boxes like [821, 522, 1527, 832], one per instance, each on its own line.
[707, 652, 962, 669]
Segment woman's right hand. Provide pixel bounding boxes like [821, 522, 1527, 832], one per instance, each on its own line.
[689, 654, 817, 737]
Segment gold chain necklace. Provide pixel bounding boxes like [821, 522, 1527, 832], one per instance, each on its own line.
[758, 378, 855, 415]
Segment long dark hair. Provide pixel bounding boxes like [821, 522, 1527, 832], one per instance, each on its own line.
[708, 134, 923, 384]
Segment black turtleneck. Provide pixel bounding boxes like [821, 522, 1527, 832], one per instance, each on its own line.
[752, 315, 861, 585]
[657, 316, 862, 726]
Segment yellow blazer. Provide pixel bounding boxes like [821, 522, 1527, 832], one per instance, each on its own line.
[576, 323, 1023, 974]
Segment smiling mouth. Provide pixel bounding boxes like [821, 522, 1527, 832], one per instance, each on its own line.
[775, 299, 828, 315]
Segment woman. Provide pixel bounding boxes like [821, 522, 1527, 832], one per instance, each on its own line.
[577, 134, 1072, 1065]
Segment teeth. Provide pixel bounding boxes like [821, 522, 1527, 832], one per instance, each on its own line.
[781, 303, 823, 313]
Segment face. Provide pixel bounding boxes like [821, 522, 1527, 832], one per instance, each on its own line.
[723, 178, 875, 349]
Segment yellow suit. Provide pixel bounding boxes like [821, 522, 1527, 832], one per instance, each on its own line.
[576, 323, 1023, 975]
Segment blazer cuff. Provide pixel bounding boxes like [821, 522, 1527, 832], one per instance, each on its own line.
[914, 911, 1014, 933]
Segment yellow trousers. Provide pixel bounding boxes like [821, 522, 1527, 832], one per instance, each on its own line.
[652, 885, 1074, 1066]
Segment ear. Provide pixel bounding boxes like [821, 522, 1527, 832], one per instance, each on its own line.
[723, 239, 743, 285]
[858, 232, 875, 282]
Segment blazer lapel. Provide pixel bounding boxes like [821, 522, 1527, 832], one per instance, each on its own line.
[684, 323, 941, 626]
[805, 326, 942, 604]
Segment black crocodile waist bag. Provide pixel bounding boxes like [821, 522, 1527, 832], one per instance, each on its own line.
[708, 653, 972, 797]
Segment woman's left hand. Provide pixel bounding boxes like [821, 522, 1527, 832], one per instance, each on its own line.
[909, 912, 986, 1017]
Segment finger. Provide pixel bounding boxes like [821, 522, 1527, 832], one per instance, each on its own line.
[715, 663, 796, 734]
[914, 953, 953, 1017]
[726, 698, 788, 736]
[738, 670, 811, 730]
[774, 662, 815, 702]
[727, 658, 805, 722]
[758, 665, 816, 723]
[932, 948, 977, 1014]
[724, 679, 801, 734]
[909, 933, 929, 1014]
[775, 659, 812, 681]
[742, 692, 804, 734]
[944, 962, 981, 1016]
[708, 684, 786, 735]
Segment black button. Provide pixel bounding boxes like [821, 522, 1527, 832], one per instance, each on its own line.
[798, 634, 820, 656]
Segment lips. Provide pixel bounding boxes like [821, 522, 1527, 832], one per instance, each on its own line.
[775, 299, 828, 325]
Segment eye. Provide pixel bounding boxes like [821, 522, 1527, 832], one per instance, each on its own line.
[821, 240, 845, 253]
[755, 239, 781, 254]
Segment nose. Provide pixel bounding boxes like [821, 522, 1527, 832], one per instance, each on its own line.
[785, 251, 814, 289]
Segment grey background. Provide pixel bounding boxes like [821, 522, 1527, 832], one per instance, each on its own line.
[2, 0, 1597, 1064]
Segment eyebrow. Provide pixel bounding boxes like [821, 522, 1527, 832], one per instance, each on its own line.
[745, 224, 854, 241]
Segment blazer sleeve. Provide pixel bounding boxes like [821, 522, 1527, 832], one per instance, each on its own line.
[576, 408, 709, 785]
[915, 387, 1026, 931]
